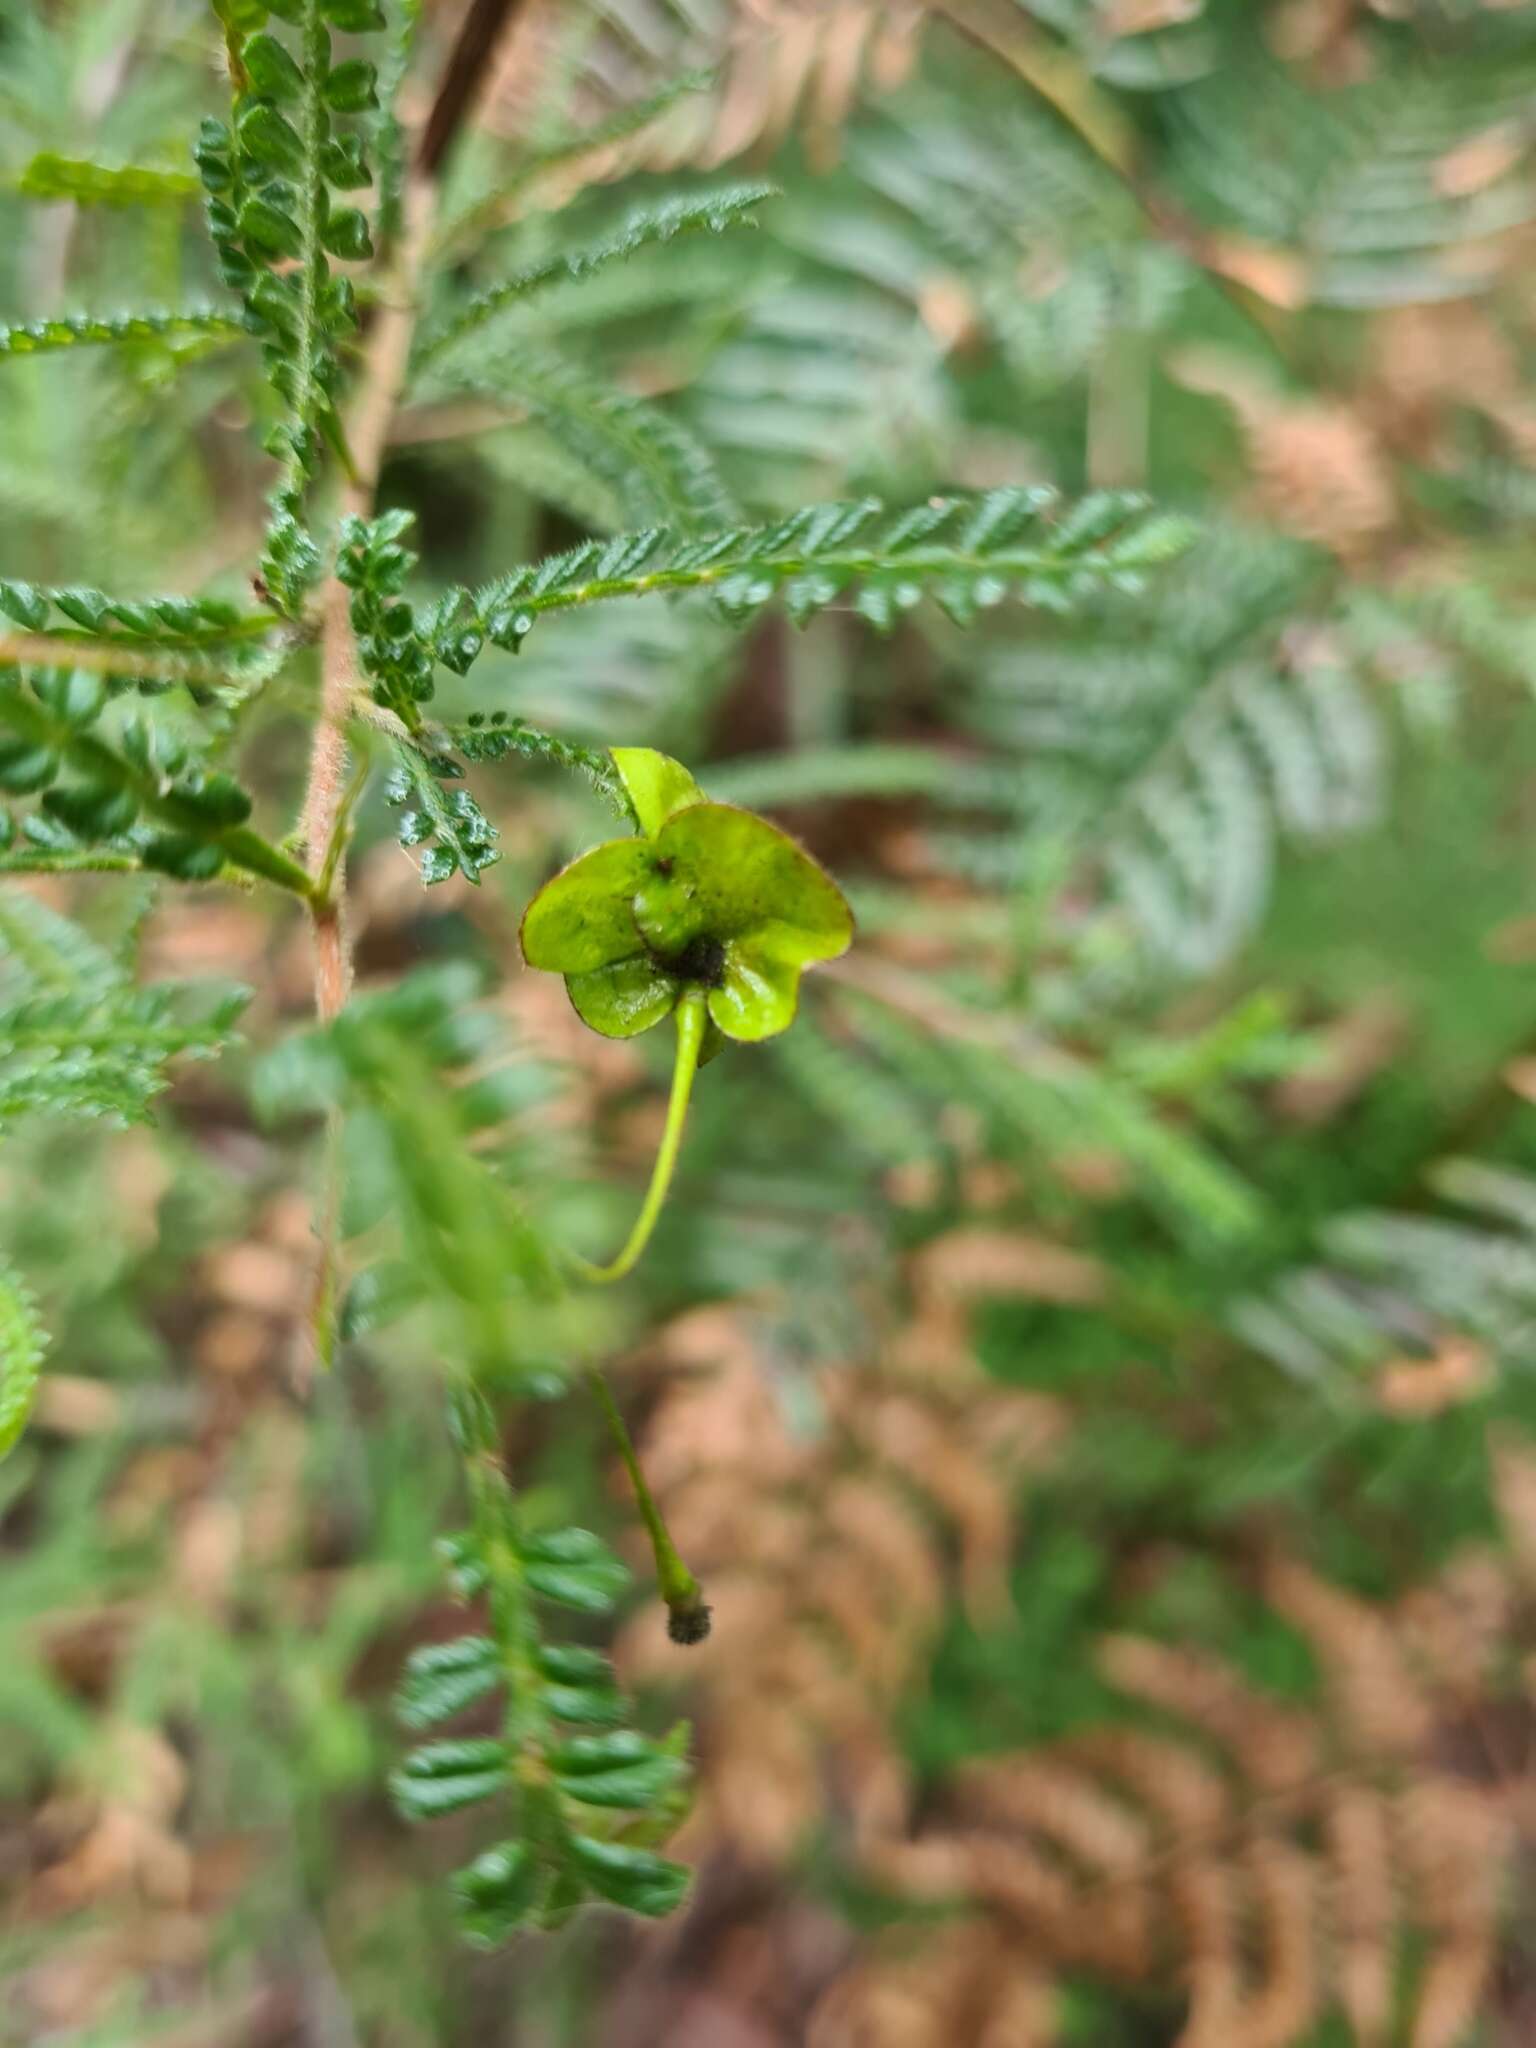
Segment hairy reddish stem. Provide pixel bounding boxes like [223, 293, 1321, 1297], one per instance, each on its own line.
[294, 2, 530, 1366]
[295, 180, 434, 1370]
[301, 177, 435, 1017]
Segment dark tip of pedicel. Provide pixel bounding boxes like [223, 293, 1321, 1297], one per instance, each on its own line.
[667, 1599, 713, 1646]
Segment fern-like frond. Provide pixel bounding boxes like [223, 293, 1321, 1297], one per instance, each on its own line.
[621, 1299, 1061, 1871]
[451, 490, 1197, 654]
[1095, 652, 1383, 980]
[1166, 48, 1536, 306]
[432, 340, 739, 531]
[772, 1014, 941, 1170]
[484, 0, 925, 184]
[415, 181, 773, 368]
[681, 279, 953, 509]
[394, 1384, 692, 1940]
[439, 68, 717, 250]
[0, 889, 118, 998]
[0, 309, 249, 359]
[810, 1923, 1053, 2048]
[382, 740, 501, 886]
[0, 579, 273, 650]
[826, 86, 1152, 394]
[0, 890, 248, 1129]
[1233, 1152, 1536, 1393]
[938, 527, 1384, 986]
[0, 982, 250, 1127]
[0, 669, 313, 896]
[860, 1546, 1517, 2048]
[831, 967, 1261, 1245]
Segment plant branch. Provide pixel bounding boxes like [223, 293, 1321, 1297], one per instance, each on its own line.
[299, 0, 532, 1013]
[417, 0, 525, 179]
[296, 0, 530, 1367]
[296, 177, 434, 1374]
[300, 175, 435, 1015]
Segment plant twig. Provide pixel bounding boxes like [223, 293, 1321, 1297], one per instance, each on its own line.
[297, 183, 433, 1372]
[417, 0, 524, 178]
[299, 0, 533, 1015]
[300, 176, 435, 1016]
[298, 1, 530, 1366]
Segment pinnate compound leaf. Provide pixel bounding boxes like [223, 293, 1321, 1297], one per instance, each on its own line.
[456, 491, 1199, 655]
[384, 742, 499, 884]
[0, 891, 249, 1128]
[415, 183, 774, 367]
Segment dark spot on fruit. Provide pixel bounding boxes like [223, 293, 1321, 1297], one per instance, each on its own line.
[651, 934, 725, 986]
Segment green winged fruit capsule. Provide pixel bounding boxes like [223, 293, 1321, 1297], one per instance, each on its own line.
[519, 748, 852, 1049]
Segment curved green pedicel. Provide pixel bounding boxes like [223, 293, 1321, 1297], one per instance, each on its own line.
[519, 749, 852, 1050]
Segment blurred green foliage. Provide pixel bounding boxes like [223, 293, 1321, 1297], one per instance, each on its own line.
[6, 1, 1536, 2042]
